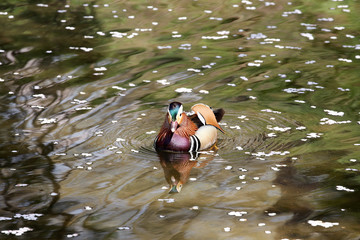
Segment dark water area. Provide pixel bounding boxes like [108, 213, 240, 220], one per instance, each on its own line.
[0, 0, 359, 239]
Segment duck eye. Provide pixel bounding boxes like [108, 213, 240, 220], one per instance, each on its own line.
[176, 112, 182, 122]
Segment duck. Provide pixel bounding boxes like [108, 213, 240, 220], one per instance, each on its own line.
[154, 102, 225, 152]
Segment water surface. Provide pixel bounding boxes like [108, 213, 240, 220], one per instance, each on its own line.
[0, 0, 359, 239]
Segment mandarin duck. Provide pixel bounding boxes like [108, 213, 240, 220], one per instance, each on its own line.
[155, 102, 225, 152]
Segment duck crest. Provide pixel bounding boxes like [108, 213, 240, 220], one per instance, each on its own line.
[155, 102, 224, 152]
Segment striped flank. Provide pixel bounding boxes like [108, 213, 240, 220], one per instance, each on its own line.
[190, 135, 200, 152]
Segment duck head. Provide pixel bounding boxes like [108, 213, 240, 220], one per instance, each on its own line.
[167, 102, 184, 132]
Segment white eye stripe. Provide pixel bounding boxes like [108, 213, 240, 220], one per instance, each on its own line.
[176, 105, 183, 119]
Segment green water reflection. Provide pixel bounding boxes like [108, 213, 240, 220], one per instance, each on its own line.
[0, 0, 359, 239]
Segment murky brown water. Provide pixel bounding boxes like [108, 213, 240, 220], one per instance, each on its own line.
[0, 0, 360, 239]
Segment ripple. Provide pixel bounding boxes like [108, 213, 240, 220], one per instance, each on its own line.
[218, 109, 303, 156]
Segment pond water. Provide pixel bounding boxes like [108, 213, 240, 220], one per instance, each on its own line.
[0, 0, 360, 239]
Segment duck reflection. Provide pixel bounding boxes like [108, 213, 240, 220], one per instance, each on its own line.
[157, 151, 215, 193]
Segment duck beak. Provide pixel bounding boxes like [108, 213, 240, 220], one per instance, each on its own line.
[170, 121, 178, 132]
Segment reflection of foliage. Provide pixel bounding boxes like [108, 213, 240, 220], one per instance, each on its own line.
[0, 141, 71, 238]
[0, 1, 105, 237]
[0, 0, 104, 77]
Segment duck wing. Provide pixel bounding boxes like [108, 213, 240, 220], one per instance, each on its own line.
[188, 108, 224, 127]
[188, 112, 202, 128]
[188, 104, 225, 132]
